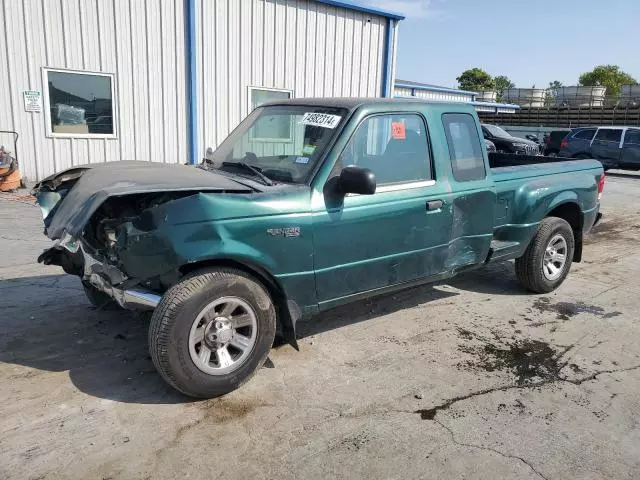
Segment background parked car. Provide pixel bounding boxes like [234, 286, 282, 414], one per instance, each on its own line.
[485, 139, 496, 153]
[544, 129, 571, 156]
[559, 126, 640, 170]
[481, 124, 540, 155]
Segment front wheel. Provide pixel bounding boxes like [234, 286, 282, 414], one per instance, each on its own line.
[515, 217, 575, 293]
[149, 268, 276, 398]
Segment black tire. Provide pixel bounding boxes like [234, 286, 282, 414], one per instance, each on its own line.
[149, 268, 276, 398]
[515, 217, 575, 294]
[82, 281, 120, 310]
[574, 153, 590, 159]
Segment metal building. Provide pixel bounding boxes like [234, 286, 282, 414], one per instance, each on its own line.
[0, 0, 403, 182]
[394, 79, 520, 114]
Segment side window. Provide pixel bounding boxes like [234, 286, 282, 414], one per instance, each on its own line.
[573, 128, 596, 140]
[624, 129, 640, 146]
[442, 113, 486, 182]
[594, 129, 622, 143]
[340, 114, 432, 185]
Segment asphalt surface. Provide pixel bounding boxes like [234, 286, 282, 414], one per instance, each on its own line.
[1, 171, 639, 480]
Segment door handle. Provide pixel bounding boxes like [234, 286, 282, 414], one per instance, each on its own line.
[426, 200, 443, 211]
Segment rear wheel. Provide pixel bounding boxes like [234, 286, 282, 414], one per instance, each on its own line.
[515, 217, 575, 293]
[149, 268, 276, 398]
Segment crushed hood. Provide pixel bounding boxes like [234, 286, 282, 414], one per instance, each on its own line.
[34, 161, 254, 240]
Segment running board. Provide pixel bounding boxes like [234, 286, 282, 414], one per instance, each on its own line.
[487, 240, 521, 262]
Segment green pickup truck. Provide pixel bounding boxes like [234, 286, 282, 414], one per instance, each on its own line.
[34, 98, 605, 398]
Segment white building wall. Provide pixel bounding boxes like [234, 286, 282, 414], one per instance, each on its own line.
[196, 0, 391, 158]
[0, 0, 187, 181]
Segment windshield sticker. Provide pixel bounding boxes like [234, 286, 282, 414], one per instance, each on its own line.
[295, 156, 310, 164]
[302, 144, 316, 155]
[391, 122, 406, 140]
[300, 112, 342, 129]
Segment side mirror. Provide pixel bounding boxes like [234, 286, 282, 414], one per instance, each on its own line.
[338, 166, 376, 195]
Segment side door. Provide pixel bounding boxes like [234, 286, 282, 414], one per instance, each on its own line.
[620, 128, 640, 169]
[311, 112, 453, 308]
[590, 128, 623, 168]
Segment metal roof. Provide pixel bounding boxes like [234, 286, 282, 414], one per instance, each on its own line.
[395, 79, 477, 96]
[260, 97, 477, 110]
[314, 0, 406, 20]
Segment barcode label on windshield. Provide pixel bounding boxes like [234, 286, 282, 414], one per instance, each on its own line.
[300, 112, 342, 129]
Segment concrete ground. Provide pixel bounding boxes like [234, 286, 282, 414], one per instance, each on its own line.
[1, 172, 639, 480]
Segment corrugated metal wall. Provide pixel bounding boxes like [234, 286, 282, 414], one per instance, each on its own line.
[1, 0, 393, 181]
[0, 0, 187, 182]
[195, 0, 390, 159]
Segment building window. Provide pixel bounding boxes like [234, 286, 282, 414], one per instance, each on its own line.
[248, 87, 293, 141]
[43, 68, 116, 138]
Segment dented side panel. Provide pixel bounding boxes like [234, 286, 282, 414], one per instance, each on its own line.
[106, 189, 319, 312]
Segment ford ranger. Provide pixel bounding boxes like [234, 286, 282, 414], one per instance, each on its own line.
[33, 99, 605, 398]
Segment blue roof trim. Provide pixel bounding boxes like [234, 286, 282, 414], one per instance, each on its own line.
[472, 101, 520, 110]
[381, 19, 395, 97]
[186, 0, 198, 164]
[314, 0, 405, 20]
[394, 82, 477, 96]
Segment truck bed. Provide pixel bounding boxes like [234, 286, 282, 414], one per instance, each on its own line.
[488, 153, 602, 183]
[487, 153, 603, 263]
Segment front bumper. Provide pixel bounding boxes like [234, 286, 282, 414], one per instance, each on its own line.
[80, 244, 162, 310]
[39, 236, 161, 311]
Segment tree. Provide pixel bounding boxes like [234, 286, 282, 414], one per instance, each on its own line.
[578, 65, 638, 97]
[546, 80, 564, 106]
[456, 68, 495, 92]
[548, 80, 563, 90]
[494, 75, 515, 101]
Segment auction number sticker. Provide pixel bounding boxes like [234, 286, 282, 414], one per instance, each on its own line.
[300, 112, 342, 129]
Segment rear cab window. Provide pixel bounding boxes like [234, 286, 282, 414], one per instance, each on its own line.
[594, 128, 622, 143]
[442, 113, 486, 182]
[572, 128, 596, 141]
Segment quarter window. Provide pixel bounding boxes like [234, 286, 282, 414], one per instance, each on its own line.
[339, 114, 432, 185]
[44, 68, 115, 137]
[624, 129, 640, 145]
[573, 128, 596, 140]
[248, 87, 293, 141]
[442, 113, 486, 182]
[594, 129, 622, 142]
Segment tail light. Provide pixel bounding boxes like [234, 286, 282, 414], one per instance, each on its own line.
[560, 138, 569, 149]
[598, 173, 606, 200]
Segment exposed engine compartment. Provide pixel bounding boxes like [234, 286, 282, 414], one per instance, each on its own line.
[83, 192, 195, 254]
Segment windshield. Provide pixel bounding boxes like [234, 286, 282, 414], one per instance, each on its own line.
[209, 105, 348, 184]
[484, 124, 512, 138]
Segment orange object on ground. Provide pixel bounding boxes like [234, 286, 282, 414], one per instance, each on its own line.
[0, 166, 21, 192]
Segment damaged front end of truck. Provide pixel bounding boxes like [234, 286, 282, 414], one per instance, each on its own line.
[33, 161, 254, 311]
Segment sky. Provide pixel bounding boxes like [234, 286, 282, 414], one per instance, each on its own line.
[361, 0, 640, 89]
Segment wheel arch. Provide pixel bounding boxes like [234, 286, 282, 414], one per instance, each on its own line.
[545, 201, 583, 262]
[178, 257, 299, 348]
